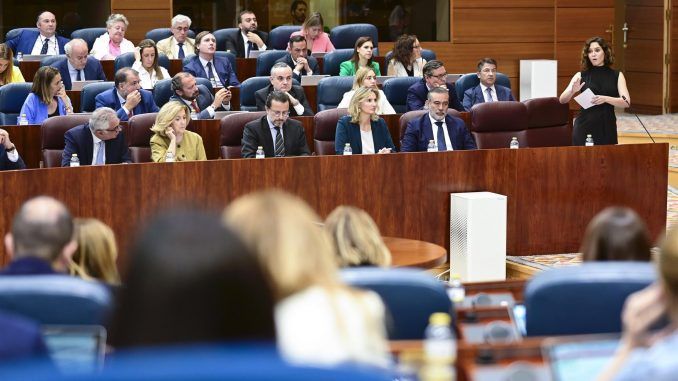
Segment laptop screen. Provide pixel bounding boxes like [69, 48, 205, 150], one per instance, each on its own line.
[42, 325, 106, 375]
[545, 337, 619, 381]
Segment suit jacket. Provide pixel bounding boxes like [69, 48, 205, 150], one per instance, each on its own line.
[224, 29, 269, 58]
[53, 56, 106, 90]
[254, 84, 314, 116]
[275, 54, 319, 82]
[182, 55, 240, 87]
[0, 310, 49, 361]
[61, 123, 132, 166]
[94, 88, 159, 122]
[406, 79, 463, 112]
[168, 85, 216, 119]
[0, 145, 26, 171]
[401, 114, 477, 152]
[334, 115, 396, 155]
[462, 84, 515, 111]
[5, 30, 69, 55]
[0, 257, 58, 276]
[20, 93, 68, 125]
[156, 36, 196, 59]
[241, 116, 310, 158]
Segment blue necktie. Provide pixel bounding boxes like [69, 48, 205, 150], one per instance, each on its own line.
[95, 141, 105, 165]
[247, 41, 256, 58]
[485, 87, 494, 102]
[435, 121, 447, 151]
[206, 62, 218, 86]
[177, 42, 185, 59]
[40, 38, 50, 54]
[76, 69, 82, 81]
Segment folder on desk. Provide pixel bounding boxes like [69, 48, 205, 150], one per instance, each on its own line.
[21, 54, 50, 61]
[71, 80, 103, 91]
[301, 75, 329, 86]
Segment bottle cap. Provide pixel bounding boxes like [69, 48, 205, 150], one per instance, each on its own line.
[345, 143, 350, 146]
[451, 274, 461, 280]
[429, 312, 451, 325]
[257, 146, 263, 149]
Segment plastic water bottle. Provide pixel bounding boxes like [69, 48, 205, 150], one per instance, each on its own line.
[420, 312, 456, 381]
[343, 143, 352, 156]
[69, 154, 80, 167]
[18, 114, 28, 126]
[585, 134, 594, 146]
[165, 151, 175, 163]
[448, 274, 465, 304]
[16, 52, 23, 62]
[427, 139, 437, 152]
[255, 146, 265, 159]
[509, 137, 519, 149]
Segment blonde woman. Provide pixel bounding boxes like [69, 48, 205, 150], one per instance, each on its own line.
[289, 12, 335, 53]
[325, 206, 392, 268]
[334, 87, 396, 155]
[337, 67, 396, 114]
[70, 218, 120, 285]
[91, 14, 135, 60]
[0, 43, 25, 86]
[132, 39, 170, 89]
[150, 101, 206, 162]
[223, 190, 391, 368]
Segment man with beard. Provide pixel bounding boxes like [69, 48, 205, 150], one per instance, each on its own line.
[169, 72, 232, 119]
[225, 10, 269, 58]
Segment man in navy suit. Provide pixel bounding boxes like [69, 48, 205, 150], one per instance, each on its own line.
[183, 31, 240, 88]
[401, 87, 476, 152]
[95, 68, 159, 122]
[275, 35, 319, 82]
[53, 38, 106, 90]
[169, 72, 232, 119]
[224, 10, 269, 58]
[462, 57, 515, 111]
[406, 60, 463, 112]
[5, 11, 70, 55]
[0, 129, 26, 171]
[61, 107, 131, 167]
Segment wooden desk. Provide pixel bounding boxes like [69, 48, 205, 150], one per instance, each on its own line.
[385, 237, 447, 269]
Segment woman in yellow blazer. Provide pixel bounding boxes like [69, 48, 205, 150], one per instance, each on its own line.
[150, 101, 206, 162]
[0, 43, 25, 86]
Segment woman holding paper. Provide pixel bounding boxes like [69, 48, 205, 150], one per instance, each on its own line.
[559, 36, 630, 145]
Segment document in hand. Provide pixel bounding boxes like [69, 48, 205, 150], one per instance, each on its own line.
[574, 88, 596, 109]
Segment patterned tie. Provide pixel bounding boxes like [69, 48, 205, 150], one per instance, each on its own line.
[40, 38, 50, 54]
[274, 126, 285, 157]
[485, 87, 494, 102]
[177, 42, 185, 59]
[247, 41, 256, 58]
[95, 141, 105, 165]
[190, 100, 200, 113]
[206, 62, 217, 85]
[76, 69, 82, 81]
[435, 121, 447, 151]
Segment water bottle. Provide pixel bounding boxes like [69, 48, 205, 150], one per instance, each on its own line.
[509, 137, 519, 149]
[255, 146, 265, 159]
[427, 139, 437, 152]
[69, 154, 80, 167]
[343, 143, 352, 156]
[585, 134, 594, 146]
[420, 312, 456, 381]
[448, 274, 465, 305]
[18, 114, 28, 126]
[16, 52, 23, 62]
[165, 151, 175, 163]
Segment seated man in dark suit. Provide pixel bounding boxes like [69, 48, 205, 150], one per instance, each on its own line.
[54, 38, 106, 90]
[95, 68, 159, 122]
[406, 60, 463, 112]
[275, 35, 319, 82]
[255, 62, 313, 116]
[225, 10, 268, 58]
[169, 72, 232, 119]
[183, 31, 240, 88]
[5, 11, 69, 55]
[401, 87, 476, 152]
[0, 129, 26, 170]
[242, 91, 311, 158]
[61, 107, 132, 166]
[462, 57, 515, 111]
[1, 196, 76, 275]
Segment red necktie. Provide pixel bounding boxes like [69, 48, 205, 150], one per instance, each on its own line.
[191, 100, 200, 113]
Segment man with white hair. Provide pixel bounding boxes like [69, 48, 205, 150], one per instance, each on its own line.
[53, 38, 106, 90]
[61, 107, 131, 166]
[157, 14, 195, 59]
[254, 62, 313, 116]
[5, 11, 70, 55]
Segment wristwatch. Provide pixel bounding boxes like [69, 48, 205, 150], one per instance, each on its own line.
[5, 145, 16, 152]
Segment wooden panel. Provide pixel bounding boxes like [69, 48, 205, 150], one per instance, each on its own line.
[111, 9, 172, 44]
[111, 0, 168, 8]
[453, 9, 554, 43]
[556, 8, 615, 42]
[556, 41, 584, 77]
[557, 0, 614, 6]
[455, 0, 553, 7]
[625, 39, 663, 72]
[626, 0, 664, 6]
[625, 71, 664, 113]
[626, 5, 665, 40]
[671, 4, 678, 112]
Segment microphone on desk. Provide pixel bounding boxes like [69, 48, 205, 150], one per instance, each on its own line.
[622, 95, 655, 143]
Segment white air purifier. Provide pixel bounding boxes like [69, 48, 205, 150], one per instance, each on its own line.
[450, 192, 507, 282]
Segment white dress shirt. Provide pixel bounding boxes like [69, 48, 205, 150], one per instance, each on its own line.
[241, 31, 267, 57]
[31, 34, 59, 55]
[6, 148, 19, 162]
[429, 114, 453, 151]
[360, 129, 375, 154]
[480, 84, 498, 102]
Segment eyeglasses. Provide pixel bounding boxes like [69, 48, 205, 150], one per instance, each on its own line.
[104, 125, 122, 133]
[428, 73, 448, 80]
[174, 27, 189, 32]
[269, 110, 290, 117]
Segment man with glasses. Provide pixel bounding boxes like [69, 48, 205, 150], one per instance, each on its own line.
[406, 60, 463, 112]
[61, 107, 131, 166]
[462, 57, 514, 111]
[241, 91, 310, 158]
[255, 62, 313, 116]
[157, 14, 195, 59]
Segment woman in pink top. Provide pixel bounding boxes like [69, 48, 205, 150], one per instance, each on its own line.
[290, 12, 335, 53]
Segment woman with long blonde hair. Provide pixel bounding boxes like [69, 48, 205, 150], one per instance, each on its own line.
[325, 205, 392, 268]
[337, 67, 395, 114]
[0, 43, 25, 86]
[70, 218, 121, 284]
[150, 101, 206, 162]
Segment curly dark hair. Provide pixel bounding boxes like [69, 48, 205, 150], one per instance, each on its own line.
[580, 36, 614, 71]
[392, 34, 417, 67]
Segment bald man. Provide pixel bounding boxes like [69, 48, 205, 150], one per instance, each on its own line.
[2, 196, 76, 275]
[53, 38, 106, 90]
[5, 11, 70, 55]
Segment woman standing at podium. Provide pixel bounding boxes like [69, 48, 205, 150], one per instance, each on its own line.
[559, 36, 630, 145]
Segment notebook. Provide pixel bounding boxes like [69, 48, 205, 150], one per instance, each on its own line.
[42, 325, 107, 375]
[300, 75, 329, 86]
[542, 334, 619, 381]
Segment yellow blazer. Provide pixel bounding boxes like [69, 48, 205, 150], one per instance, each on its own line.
[156, 36, 196, 59]
[150, 130, 206, 162]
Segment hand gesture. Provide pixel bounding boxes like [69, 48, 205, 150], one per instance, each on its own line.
[621, 283, 669, 348]
[246, 32, 264, 48]
[165, 126, 176, 141]
[0, 129, 13, 149]
[213, 88, 231, 108]
[572, 77, 586, 93]
[285, 91, 300, 106]
[126, 90, 142, 110]
[296, 57, 310, 72]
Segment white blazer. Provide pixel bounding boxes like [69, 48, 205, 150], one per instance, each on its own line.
[90, 32, 135, 60]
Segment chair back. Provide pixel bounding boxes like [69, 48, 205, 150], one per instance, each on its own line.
[455, 72, 512, 103]
[399, 109, 461, 142]
[316, 76, 354, 111]
[525, 262, 656, 336]
[41, 114, 92, 167]
[219, 111, 267, 158]
[80, 82, 115, 112]
[0, 83, 32, 125]
[322, 49, 354, 76]
[128, 112, 158, 163]
[5, 28, 38, 41]
[153, 79, 173, 107]
[114, 52, 136, 72]
[158, 53, 171, 71]
[145, 28, 196, 42]
[341, 267, 453, 340]
[40, 55, 67, 68]
[239, 77, 271, 112]
[213, 28, 239, 51]
[0, 275, 112, 325]
[469, 101, 527, 149]
[330, 24, 379, 49]
[382, 77, 420, 113]
[524, 97, 571, 147]
[313, 108, 349, 155]
[255, 50, 289, 76]
[269, 25, 301, 50]
[70, 28, 107, 51]
[384, 49, 436, 64]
